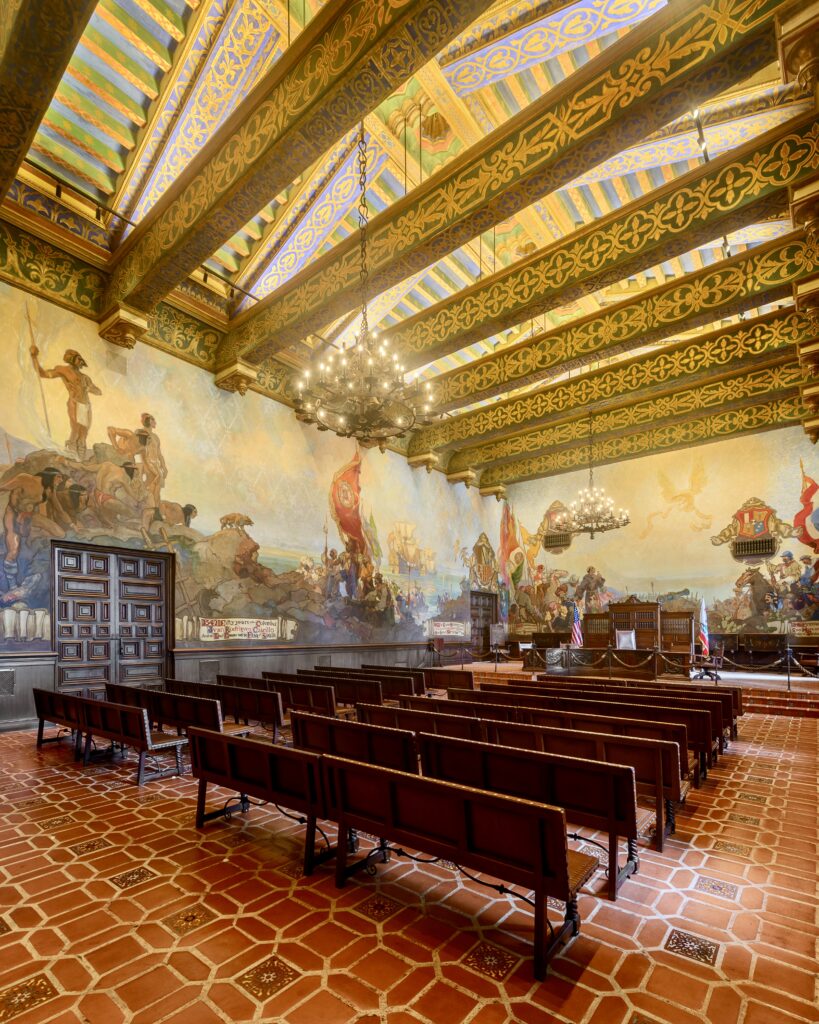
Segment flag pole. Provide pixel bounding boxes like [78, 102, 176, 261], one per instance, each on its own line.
[26, 303, 51, 436]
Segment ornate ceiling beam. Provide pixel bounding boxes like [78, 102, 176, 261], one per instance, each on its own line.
[225, 0, 781, 364]
[425, 231, 814, 416]
[409, 232, 818, 454]
[448, 355, 804, 474]
[380, 114, 819, 366]
[479, 394, 806, 487]
[103, 0, 496, 315]
[0, 0, 98, 200]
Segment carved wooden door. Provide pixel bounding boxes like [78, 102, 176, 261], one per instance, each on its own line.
[53, 543, 172, 695]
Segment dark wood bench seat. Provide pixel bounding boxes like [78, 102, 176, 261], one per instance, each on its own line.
[293, 671, 384, 711]
[360, 664, 426, 695]
[78, 696, 187, 785]
[33, 688, 85, 757]
[164, 679, 284, 741]
[106, 682, 252, 740]
[323, 754, 597, 979]
[356, 702, 487, 741]
[291, 712, 417, 772]
[219, 673, 336, 718]
[188, 727, 332, 875]
[309, 666, 421, 700]
[417, 732, 641, 900]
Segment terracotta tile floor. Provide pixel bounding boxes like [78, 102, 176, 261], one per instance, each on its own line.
[0, 715, 816, 1024]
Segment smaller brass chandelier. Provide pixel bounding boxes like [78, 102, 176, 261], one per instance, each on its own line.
[293, 122, 434, 448]
[555, 416, 630, 540]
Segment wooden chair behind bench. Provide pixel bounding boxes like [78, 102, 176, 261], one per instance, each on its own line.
[417, 732, 639, 900]
[188, 727, 332, 875]
[323, 755, 597, 980]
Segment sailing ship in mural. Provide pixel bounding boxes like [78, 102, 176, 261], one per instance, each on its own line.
[387, 521, 436, 577]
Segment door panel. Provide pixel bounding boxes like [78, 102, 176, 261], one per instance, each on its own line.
[53, 544, 171, 694]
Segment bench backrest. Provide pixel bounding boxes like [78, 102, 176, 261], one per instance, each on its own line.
[33, 688, 84, 731]
[494, 680, 730, 735]
[165, 678, 284, 730]
[417, 733, 638, 839]
[148, 689, 222, 732]
[105, 682, 152, 709]
[399, 694, 519, 722]
[360, 664, 426, 694]
[356, 703, 487, 741]
[447, 689, 712, 755]
[79, 697, 149, 747]
[483, 720, 680, 802]
[536, 674, 743, 717]
[188, 728, 325, 818]
[422, 667, 475, 691]
[254, 674, 337, 716]
[308, 667, 417, 700]
[322, 755, 572, 901]
[296, 671, 383, 707]
[291, 712, 418, 772]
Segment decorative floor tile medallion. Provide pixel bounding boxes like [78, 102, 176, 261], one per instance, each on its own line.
[745, 775, 774, 785]
[664, 928, 720, 965]
[238, 955, 298, 1000]
[69, 838, 112, 855]
[17, 797, 48, 810]
[277, 859, 304, 880]
[713, 840, 751, 857]
[463, 941, 517, 981]
[737, 792, 766, 804]
[163, 904, 216, 936]
[357, 894, 401, 921]
[694, 877, 738, 899]
[547, 896, 566, 911]
[38, 814, 74, 830]
[110, 866, 157, 890]
[0, 973, 58, 1022]
[727, 813, 761, 826]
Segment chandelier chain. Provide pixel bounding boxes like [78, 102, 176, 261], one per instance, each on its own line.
[357, 121, 369, 339]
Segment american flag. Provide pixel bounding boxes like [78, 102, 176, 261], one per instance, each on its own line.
[698, 596, 709, 658]
[571, 604, 583, 646]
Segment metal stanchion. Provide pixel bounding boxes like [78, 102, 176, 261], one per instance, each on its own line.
[786, 646, 792, 692]
[607, 645, 612, 681]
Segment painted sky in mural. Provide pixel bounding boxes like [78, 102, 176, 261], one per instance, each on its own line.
[503, 431, 819, 634]
[0, 284, 499, 652]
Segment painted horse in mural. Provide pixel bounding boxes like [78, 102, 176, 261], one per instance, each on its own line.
[733, 566, 777, 628]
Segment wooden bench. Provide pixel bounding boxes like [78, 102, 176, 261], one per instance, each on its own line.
[219, 673, 336, 717]
[522, 678, 737, 744]
[107, 682, 251, 740]
[323, 754, 597, 979]
[187, 727, 332, 875]
[293, 671, 384, 710]
[356, 702, 487, 741]
[447, 689, 715, 777]
[399, 695, 699, 787]
[163, 679, 285, 741]
[422, 667, 475, 691]
[417, 732, 640, 900]
[536, 674, 743, 737]
[360, 664, 426, 695]
[79, 697, 187, 785]
[308, 667, 418, 701]
[33, 688, 85, 757]
[291, 712, 417, 772]
[482, 720, 687, 847]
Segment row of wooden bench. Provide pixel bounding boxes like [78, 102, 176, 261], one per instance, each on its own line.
[189, 722, 599, 980]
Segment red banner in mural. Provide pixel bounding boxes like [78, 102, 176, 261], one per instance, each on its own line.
[329, 449, 368, 554]
[794, 461, 819, 552]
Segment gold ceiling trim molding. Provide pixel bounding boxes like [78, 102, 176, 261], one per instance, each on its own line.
[0, 0, 98, 199]
[382, 114, 819, 364]
[226, 0, 781, 362]
[411, 234, 818, 454]
[425, 232, 814, 417]
[480, 395, 806, 486]
[449, 357, 803, 472]
[104, 0, 497, 314]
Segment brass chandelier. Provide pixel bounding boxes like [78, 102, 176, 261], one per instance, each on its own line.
[293, 122, 434, 448]
[555, 416, 630, 540]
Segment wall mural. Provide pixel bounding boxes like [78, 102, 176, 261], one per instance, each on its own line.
[503, 432, 819, 635]
[0, 284, 499, 654]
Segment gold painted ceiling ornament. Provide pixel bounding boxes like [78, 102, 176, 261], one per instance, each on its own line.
[554, 416, 629, 540]
[292, 122, 435, 449]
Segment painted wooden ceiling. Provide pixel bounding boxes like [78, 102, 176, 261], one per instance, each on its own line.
[5, 0, 818, 485]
